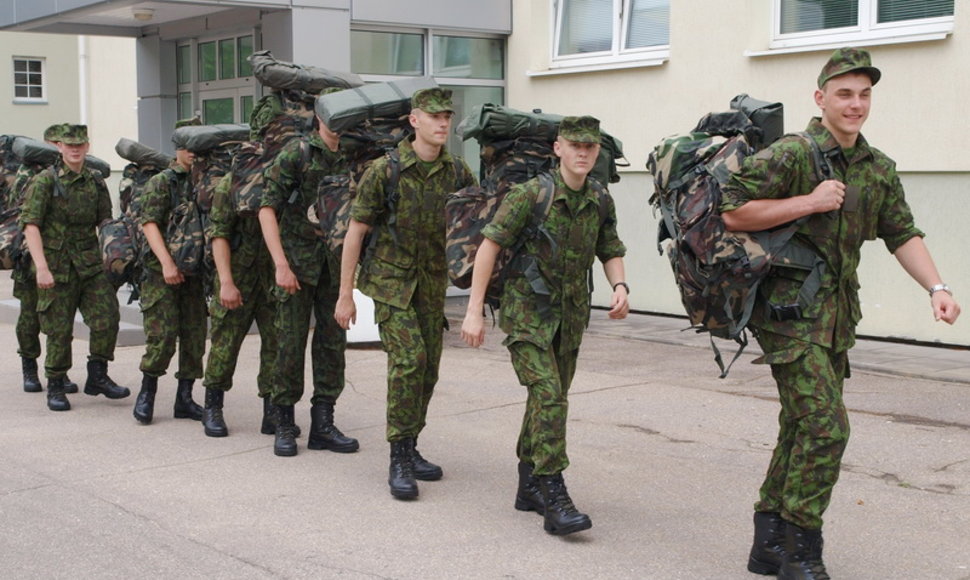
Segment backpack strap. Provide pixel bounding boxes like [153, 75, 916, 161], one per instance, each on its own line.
[48, 166, 67, 198]
[287, 140, 313, 205]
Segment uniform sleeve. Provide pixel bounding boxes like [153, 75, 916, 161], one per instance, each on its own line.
[139, 171, 172, 226]
[18, 171, 53, 227]
[261, 138, 302, 210]
[482, 180, 537, 249]
[595, 193, 626, 262]
[875, 161, 924, 253]
[96, 175, 112, 223]
[720, 140, 803, 212]
[350, 157, 388, 227]
[207, 173, 236, 240]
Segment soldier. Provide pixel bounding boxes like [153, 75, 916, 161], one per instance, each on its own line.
[460, 116, 628, 535]
[20, 124, 131, 411]
[199, 171, 278, 438]
[10, 124, 79, 394]
[720, 48, 960, 579]
[335, 87, 476, 500]
[131, 121, 207, 425]
[257, 105, 358, 456]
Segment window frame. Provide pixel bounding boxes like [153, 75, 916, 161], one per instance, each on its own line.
[12, 56, 47, 103]
[549, 0, 670, 72]
[770, 0, 954, 51]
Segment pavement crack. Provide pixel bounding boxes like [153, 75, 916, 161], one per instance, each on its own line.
[616, 423, 696, 444]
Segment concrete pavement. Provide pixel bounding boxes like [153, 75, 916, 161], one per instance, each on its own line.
[1, 286, 969, 579]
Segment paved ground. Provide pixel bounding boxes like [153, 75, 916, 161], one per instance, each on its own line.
[1, 282, 969, 579]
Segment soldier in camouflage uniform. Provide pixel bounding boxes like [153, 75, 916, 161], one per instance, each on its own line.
[10, 124, 79, 394]
[720, 48, 960, 580]
[132, 127, 206, 425]
[336, 88, 476, 500]
[199, 172, 278, 438]
[20, 124, 131, 411]
[258, 106, 358, 457]
[461, 116, 628, 535]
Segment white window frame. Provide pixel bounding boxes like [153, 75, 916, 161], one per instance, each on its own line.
[546, 0, 669, 74]
[12, 57, 47, 103]
[769, 0, 954, 52]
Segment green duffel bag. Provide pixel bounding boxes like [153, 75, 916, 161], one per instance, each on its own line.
[10, 136, 112, 178]
[172, 124, 250, 153]
[115, 137, 174, 168]
[249, 50, 364, 93]
[314, 77, 439, 133]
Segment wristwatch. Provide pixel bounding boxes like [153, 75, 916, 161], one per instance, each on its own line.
[928, 283, 952, 297]
[613, 281, 630, 294]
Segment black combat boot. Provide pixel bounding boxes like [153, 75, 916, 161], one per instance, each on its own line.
[411, 437, 443, 481]
[173, 378, 203, 420]
[388, 438, 418, 500]
[83, 360, 131, 399]
[261, 397, 301, 437]
[308, 402, 359, 452]
[62, 374, 79, 394]
[778, 523, 830, 580]
[202, 388, 228, 437]
[46, 376, 71, 411]
[133, 373, 158, 424]
[514, 461, 545, 515]
[538, 473, 592, 536]
[273, 405, 298, 457]
[22, 357, 42, 393]
[748, 511, 787, 575]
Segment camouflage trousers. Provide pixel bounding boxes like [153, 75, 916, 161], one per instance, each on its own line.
[36, 266, 119, 379]
[139, 269, 207, 379]
[508, 330, 579, 476]
[754, 330, 850, 530]
[203, 266, 277, 396]
[12, 265, 41, 359]
[270, 266, 346, 407]
[375, 290, 445, 443]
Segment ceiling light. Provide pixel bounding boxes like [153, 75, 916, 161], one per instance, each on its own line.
[132, 8, 155, 22]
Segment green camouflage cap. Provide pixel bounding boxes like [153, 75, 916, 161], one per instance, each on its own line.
[411, 87, 454, 113]
[558, 115, 601, 143]
[43, 123, 66, 142]
[817, 47, 881, 88]
[175, 115, 202, 129]
[60, 124, 89, 145]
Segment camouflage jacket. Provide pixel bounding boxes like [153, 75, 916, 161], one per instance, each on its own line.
[138, 165, 193, 273]
[19, 163, 112, 282]
[721, 118, 923, 351]
[353, 138, 476, 309]
[261, 132, 346, 284]
[208, 173, 271, 274]
[482, 169, 626, 351]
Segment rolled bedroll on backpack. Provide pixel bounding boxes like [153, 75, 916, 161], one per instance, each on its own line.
[249, 50, 364, 93]
[315, 77, 439, 133]
[10, 136, 112, 177]
[115, 137, 174, 168]
[172, 124, 250, 153]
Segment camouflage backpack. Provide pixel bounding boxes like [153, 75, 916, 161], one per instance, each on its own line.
[0, 206, 26, 269]
[646, 97, 830, 377]
[98, 214, 141, 289]
[159, 168, 206, 276]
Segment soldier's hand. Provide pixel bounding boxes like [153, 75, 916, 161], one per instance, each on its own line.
[220, 281, 243, 310]
[275, 264, 300, 294]
[932, 292, 961, 324]
[162, 262, 185, 285]
[334, 294, 357, 330]
[608, 287, 630, 320]
[35, 268, 55, 289]
[460, 312, 486, 348]
[808, 179, 846, 214]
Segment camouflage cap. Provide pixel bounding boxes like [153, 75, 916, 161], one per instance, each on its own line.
[43, 123, 66, 142]
[60, 124, 89, 145]
[817, 47, 881, 88]
[558, 115, 601, 144]
[411, 87, 454, 114]
[175, 115, 202, 129]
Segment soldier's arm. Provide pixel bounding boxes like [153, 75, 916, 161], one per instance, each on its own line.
[143, 221, 184, 285]
[460, 237, 501, 348]
[893, 236, 960, 325]
[212, 236, 242, 309]
[602, 256, 629, 320]
[23, 224, 53, 289]
[334, 218, 371, 330]
[257, 205, 300, 294]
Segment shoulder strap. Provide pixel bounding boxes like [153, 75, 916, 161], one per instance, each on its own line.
[381, 148, 402, 244]
[287, 140, 312, 205]
[795, 131, 833, 182]
[48, 166, 67, 198]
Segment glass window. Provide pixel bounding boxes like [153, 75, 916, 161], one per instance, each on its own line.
[219, 38, 236, 80]
[554, 0, 670, 64]
[178, 92, 193, 120]
[351, 31, 424, 75]
[199, 41, 217, 82]
[433, 36, 503, 79]
[177, 45, 191, 85]
[237, 36, 254, 77]
[240, 95, 254, 124]
[13, 58, 45, 101]
[203, 97, 234, 124]
[774, 0, 954, 48]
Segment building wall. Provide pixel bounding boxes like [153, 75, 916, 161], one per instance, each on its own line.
[0, 32, 80, 138]
[509, 1, 970, 345]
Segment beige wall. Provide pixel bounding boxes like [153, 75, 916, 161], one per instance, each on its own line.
[511, 1, 970, 345]
[0, 32, 80, 137]
[83, 35, 139, 180]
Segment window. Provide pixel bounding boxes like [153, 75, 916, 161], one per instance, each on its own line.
[773, 0, 954, 50]
[177, 45, 191, 84]
[219, 39, 236, 80]
[351, 31, 424, 76]
[203, 97, 234, 125]
[177, 34, 257, 126]
[199, 41, 217, 82]
[553, 0, 669, 69]
[13, 57, 45, 102]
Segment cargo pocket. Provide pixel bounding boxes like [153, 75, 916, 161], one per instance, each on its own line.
[751, 340, 810, 366]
